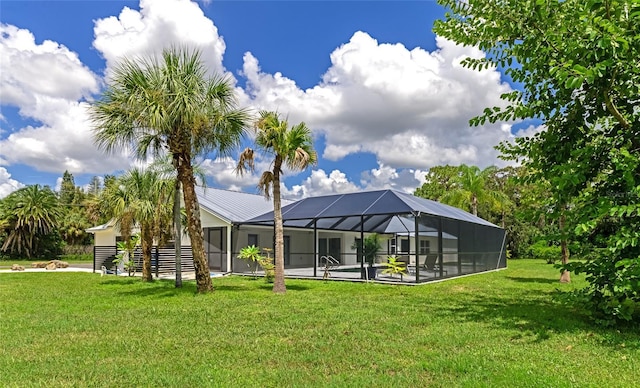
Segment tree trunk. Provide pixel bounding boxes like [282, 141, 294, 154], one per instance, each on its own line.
[141, 224, 153, 281]
[175, 153, 212, 293]
[174, 180, 182, 288]
[272, 158, 286, 294]
[559, 213, 571, 283]
[472, 193, 478, 216]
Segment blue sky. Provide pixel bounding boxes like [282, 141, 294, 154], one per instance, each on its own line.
[0, 0, 528, 199]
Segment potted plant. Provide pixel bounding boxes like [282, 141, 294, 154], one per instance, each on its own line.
[381, 255, 408, 281]
[238, 245, 262, 279]
[353, 233, 382, 280]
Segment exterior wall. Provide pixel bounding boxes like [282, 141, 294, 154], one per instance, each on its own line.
[93, 229, 116, 246]
[200, 210, 230, 228]
[232, 227, 386, 270]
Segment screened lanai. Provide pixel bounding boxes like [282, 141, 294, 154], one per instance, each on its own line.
[238, 189, 506, 284]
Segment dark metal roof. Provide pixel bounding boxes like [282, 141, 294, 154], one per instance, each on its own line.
[245, 189, 500, 230]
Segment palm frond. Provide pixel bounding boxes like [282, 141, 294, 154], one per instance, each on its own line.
[258, 171, 275, 200]
[235, 148, 255, 176]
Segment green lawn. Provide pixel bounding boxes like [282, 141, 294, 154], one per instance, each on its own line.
[0, 260, 637, 387]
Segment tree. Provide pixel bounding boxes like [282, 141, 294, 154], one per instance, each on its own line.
[487, 166, 542, 258]
[57, 170, 93, 247]
[149, 155, 207, 288]
[236, 111, 317, 294]
[91, 47, 250, 293]
[442, 165, 505, 217]
[59, 170, 77, 206]
[59, 209, 92, 246]
[101, 168, 173, 281]
[414, 165, 462, 201]
[88, 176, 102, 196]
[416, 165, 506, 218]
[0, 185, 63, 259]
[434, 0, 640, 322]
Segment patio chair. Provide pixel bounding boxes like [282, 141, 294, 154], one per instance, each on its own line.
[423, 254, 448, 276]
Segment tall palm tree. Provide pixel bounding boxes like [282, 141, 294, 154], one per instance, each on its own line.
[0, 185, 62, 259]
[91, 47, 250, 293]
[236, 111, 317, 294]
[101, 168, 173, 281]
[149, 155, 207, 288]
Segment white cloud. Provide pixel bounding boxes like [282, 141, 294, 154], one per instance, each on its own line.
[1, 0, 229, 177]
[0, 99, 128, 174]
[199, 157, 249, 191]
[360, 163, 427, 193]
[283, 169, 360, 199]
[0, 24, 99, 107]
[514, 124, 545, 138]
[240, 32, 516, 170]
[0, 167, 24, 198]
[93, 0, 226, 77]
[278, 163, 427, 200]
[0, 24, 126, 174]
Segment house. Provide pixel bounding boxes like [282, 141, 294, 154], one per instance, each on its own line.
[87, 186, 286, 273]
[89, 187, 506, 283]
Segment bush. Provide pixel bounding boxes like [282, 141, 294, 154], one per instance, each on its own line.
[59, 253, 93, 262]
[526, 240, 561, 264]
[59, 245, 93, 261]
[564, 257, 640, 325]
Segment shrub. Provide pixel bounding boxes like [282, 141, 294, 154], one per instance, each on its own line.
[564, 257, 640, 325]
[526, 240, 561, 264]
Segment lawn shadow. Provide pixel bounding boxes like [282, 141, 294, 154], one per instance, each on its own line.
[506, 276, 559, 284]
[99, 277, 141, 286]
[214, 284, 253, 292]
[427, 286, 640, 349]
[101, 277, 198, 298]
[258, 284, 311, 291]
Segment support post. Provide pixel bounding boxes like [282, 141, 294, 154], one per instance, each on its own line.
[414, 214, 420, 283]
[438, 217, 444, 277]
[313, 220, 318, 278]
[155, 246, 159, 279]
[174, 180, 182, 287]
[360, 215, 365, 280]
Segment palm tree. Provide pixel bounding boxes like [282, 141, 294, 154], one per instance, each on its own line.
[149, 155, 207, 288]
[0, 185, 62, 259]
[101, 168, 173, 281]
[442, 165, 507, 217]
[236, 111, 317, 294]
[91, 47, 250, 293]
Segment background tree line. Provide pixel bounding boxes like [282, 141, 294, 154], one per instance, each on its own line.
[0, 170, 114, 261]
[414, 164, 559, 262]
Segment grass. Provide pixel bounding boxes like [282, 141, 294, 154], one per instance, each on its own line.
[0, 259, 637, 387]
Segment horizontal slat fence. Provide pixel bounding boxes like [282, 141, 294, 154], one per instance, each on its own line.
[93, 246, 195, 276]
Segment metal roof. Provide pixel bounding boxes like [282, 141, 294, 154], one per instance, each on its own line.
[195, 186, 291, 224]
[86, 219, 116, 233]
[245, 189, 500, 229]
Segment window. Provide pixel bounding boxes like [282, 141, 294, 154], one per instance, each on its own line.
[400, 239, 410, 253]
[248, 234, 258, 247]
[419, 240, 430, 255]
